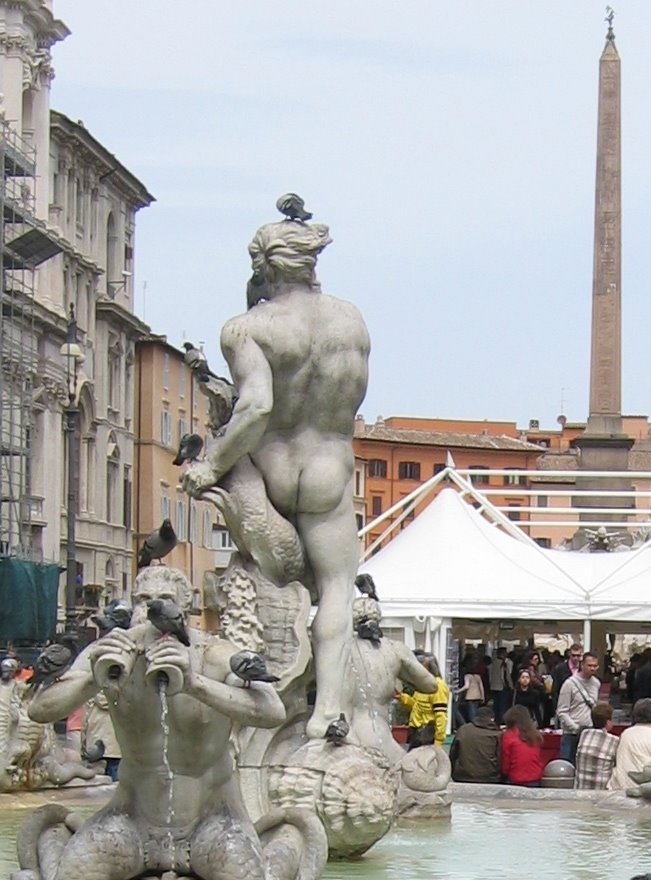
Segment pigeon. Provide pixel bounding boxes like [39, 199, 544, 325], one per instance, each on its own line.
[92, 600, 132, 635]
[28, 634, 79, 690]
[81, 739, 105, 763]
[137, 519, 177, 568]
[325, 712, 349, 746]
[275, 193, 312, 222]
[146, 598, 191, 647]
[356, 618, 383, 645]
[229, 650, 280, 687]
[172, 433, 204, 466]
[355, 573, 379, 602]
[183, 342, 212, 382]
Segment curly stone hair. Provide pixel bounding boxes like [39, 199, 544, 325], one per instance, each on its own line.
[248, 220, 332, 290]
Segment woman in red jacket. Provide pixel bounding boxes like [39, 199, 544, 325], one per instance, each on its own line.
[501, 705, 545, 786]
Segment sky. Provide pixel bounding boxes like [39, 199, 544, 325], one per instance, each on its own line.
[50, 1, 651, 432]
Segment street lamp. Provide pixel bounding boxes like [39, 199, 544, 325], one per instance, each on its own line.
[60, 303, 84, 633]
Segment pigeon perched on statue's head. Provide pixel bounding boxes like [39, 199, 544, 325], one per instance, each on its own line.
[137, 519, 177, 568]
[28, 633, 79, 690]
[275, 193, 312, 223]
[325, 712, 349, 746]
[229, 650, 280, 687]
[355, 573, 379, 602]
[146, 598, 190, 647]
[172, 433, 204, 466]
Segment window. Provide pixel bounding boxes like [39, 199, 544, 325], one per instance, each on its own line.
[354, 469, 361, 496]
[535, 537, 552, 548]
[469, 465, 489, 485]
[161, 494, 171, 521]
[214, 527, 234, 549]
[176, 499, 187, 541]
[179, 363, 186, 399]
[178, 417, 187, 443]
[122, 466, 132, 529]
[106, 459, 119, 523]
[107, 334, 121, 413]
[356, 513, 364, 532]
[75, 177, 84, 227]
[398, 461, 420, 481]
[163, 353, 170, 391]
[504, 469, 527, 486]
[161, 408, 172, 446]
[368, 459, 387, 478]
[433, 463, 446, 476]
[537, 495, 548, 508]
[507, 505, 522, 521]
[189, 503, 198, 543]
[203, 508, 212, 548]
[371, 496, 382, 517]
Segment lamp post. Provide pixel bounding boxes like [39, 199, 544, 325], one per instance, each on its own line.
[60, 304, 84, 633]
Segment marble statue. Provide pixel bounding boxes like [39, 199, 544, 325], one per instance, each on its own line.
[182, 217, 370, 740]
[13, 567, 327, 880]
[0, 659, 97, 792]
[348, 598, 451, 818]
[627, 763, 651, 798]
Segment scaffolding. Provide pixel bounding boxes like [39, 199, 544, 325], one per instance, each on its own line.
[0, 120, 60, 560]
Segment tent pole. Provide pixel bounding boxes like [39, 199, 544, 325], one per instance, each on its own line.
[583, 619, 592, 652]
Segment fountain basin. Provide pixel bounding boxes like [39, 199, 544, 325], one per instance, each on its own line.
[3, 785, 651, 879]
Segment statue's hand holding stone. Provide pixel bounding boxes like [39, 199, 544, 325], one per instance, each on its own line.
[90, 629, 138, 690]
[181, 460, 218, 498]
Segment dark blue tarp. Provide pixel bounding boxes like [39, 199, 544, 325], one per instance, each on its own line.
[0, 559, 60, 641]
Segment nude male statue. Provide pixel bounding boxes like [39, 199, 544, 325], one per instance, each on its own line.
[182, 219, 370, 739]
[27, 568, 286, 880]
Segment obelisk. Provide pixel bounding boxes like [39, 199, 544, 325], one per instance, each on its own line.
[573, 9, 633, 524]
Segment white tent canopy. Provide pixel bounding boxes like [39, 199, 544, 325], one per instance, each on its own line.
[359, 488, 651, 623]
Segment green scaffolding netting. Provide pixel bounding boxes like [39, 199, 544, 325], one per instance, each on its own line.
[0, 559, 60, 642]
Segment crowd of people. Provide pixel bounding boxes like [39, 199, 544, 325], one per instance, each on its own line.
[447, 645, 651, 790]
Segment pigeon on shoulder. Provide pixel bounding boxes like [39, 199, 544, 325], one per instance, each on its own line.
[356, 618, 383, 645]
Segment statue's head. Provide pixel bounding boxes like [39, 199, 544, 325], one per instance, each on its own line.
[247, 220, 332, 305]
[353, 597, 381, 628]
[0, 658, 17, 681]
[131, 567, 193, 625]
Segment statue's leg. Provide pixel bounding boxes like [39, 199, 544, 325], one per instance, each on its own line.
[52, 811, 145, 880]
[298, 494, 358, 739]
[190, 812, 265, 880]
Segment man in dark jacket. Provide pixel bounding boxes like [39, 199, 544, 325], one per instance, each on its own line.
[633, 648, 651, 703]
[449, 706, 501, 783]
[551, 644, 583, 713]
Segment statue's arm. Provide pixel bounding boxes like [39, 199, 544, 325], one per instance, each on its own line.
[28, 653, 98, 724]
[147, 639, 286, 729]
[187, 672, 286, 729]
[396, 645, 438, 694]
[206, 319, 273, 481]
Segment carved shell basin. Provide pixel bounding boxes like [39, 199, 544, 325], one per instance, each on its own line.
[267, 739, 399, 859]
